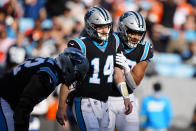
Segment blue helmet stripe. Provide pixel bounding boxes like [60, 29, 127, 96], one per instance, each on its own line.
[73, 38, 86, 55]
[100, 7, 109, 20]
[138, 12, 144, 28]
[94, 7, 107, 21]
[130, 11, 141, 28]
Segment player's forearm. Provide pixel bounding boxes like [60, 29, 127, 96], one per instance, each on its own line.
[58, 84, 69, 109]
[114, 67, 125, 84]
[130, 61, 148, 86]
[124, 71, 137, 91]
[114, 67, 129, 99]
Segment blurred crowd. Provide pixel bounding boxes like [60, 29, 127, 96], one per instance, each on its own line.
[0, 0, 195, 130]
[0, 0, 196, 76]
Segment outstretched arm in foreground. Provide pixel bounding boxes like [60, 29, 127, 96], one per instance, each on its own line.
[56, 84, 69, 126]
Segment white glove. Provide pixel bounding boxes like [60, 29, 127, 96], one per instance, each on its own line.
[116, 53, 130, 73]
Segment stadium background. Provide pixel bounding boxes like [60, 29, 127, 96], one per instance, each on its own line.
[0, 0, 195, 131]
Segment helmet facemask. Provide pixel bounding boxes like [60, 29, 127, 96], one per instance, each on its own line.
[117, 11, 146, 48]
[125, 28, 145, 48]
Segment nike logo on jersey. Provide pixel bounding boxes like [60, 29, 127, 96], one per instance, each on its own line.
[70, 42, 75, 46]
[49, 77, 53, 83]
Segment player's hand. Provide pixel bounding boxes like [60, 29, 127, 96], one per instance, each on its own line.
[124, 98, 133, 115]
[56, 106, 67, 126]
[116, 53, 130, 73]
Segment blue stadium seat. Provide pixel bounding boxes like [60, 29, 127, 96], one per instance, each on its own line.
[41, 19, 53, 30]
[153, 53, 182, 65]
[19, 18, 34, 33]
[153, 53, 195, 78]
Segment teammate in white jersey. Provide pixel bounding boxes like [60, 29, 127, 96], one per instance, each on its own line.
[107, 11, 154, 131]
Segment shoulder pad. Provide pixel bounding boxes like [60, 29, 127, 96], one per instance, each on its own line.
[140, 41, 153, 61]
[70, 38, 86, 55]
[113, 32, 120, 51]
[142, 41, 153, 48]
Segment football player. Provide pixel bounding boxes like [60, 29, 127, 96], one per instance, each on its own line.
[107, 11, 154, 131]
[0, 47, 89, 131]
[56, 6, 132, 131]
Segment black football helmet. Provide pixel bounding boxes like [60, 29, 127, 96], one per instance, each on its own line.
[55, 47, 89, 86]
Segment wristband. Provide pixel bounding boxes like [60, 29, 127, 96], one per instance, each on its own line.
[117, 82, 129, 99]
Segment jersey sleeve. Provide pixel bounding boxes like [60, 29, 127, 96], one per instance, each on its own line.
[36, 66, 58, 90]
[113, 32, 124, 54]
[117, 42, 125, 53]
[113, 33, 125, 68]
[140, 41, 154, 62]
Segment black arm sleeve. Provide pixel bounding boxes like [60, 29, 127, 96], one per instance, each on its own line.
[14, 74, 54, 131]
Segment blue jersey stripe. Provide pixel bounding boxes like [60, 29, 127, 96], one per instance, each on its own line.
[141, 42, 150, 61]
[113, 32, 120, 51]
[40, 67, 57, 88]
[74, 98, 86, 131]
[125, 48, 135, 54]
[0, 104, 8, 131]
[73, 38, 86, 55]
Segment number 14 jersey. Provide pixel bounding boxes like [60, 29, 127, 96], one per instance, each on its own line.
[68, 33, 122, 102]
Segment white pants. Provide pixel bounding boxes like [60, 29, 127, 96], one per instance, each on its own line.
[72, 97, 109, 131]
[0, 97, 14, 131]
[145, 128, 168, 131]
[107, 94, 139, 131]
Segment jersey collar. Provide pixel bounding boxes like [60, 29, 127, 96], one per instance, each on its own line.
[89, 37, 109, 52]
[121, 41, 135, 54]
